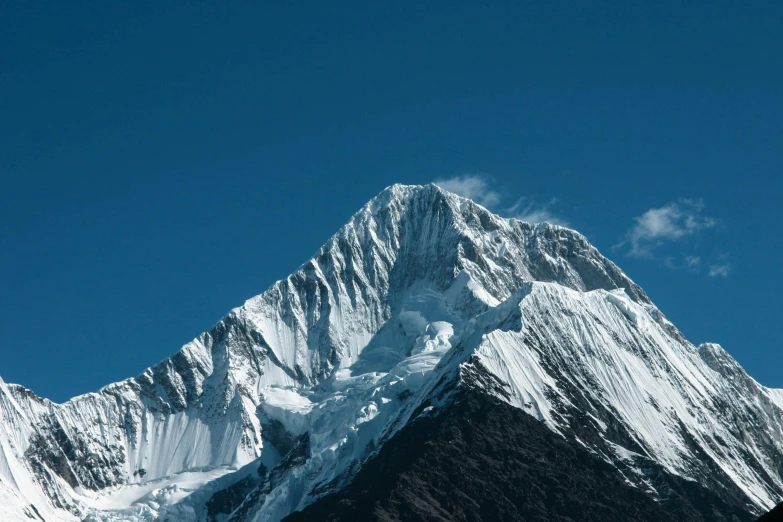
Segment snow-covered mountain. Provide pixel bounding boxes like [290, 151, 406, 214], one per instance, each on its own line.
[1, 183, 780, 521]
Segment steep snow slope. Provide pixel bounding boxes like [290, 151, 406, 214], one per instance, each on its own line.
[392, 282, 783, 513]
[0, 184, 780, 521]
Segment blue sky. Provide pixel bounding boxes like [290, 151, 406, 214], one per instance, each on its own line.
[1, 2, 781, 402]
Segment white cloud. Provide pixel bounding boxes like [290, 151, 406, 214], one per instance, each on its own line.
[509, 197, 569, 226]
[624, 199, 716, 257]
[433, 174, 569, 226]
[433, 175, 500, 208]
[664, 254, 702, 271]
[708, 260, 732, 278]
[685, 255, 701, 270]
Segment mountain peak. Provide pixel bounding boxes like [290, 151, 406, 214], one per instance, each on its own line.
[3, 183, 778, 522]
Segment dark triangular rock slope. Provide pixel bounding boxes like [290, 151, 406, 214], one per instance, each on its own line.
[284, 390, 755, 522]
[758, 503, 783, 522]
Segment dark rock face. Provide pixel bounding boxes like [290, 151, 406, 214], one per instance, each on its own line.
[203, 434, 312, 522]
[269, 432, 310, 490]
[284, 391, 755, 522]
[259, 418, 299, 458]
[25, 414, 125, 491]
[206, 475, 258, 522]
[758, 503, 783, 521]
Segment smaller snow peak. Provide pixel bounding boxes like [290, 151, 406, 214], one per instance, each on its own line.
[531, 220, 563, 229]
[1, 381, 44, 406]
[528, 221, 589, 249]
[698, 343, 759, 393]
[698, 343, 737, 371]
[698, 343, 738, 370]
[698, 342, 725, 356]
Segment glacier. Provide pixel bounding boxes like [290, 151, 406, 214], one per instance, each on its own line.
[0, 183, 780, 521]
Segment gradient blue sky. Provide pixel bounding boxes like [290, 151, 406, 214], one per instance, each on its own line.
[1, 2, 781, 402]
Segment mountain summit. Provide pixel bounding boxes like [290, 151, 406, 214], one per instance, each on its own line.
[1, 184, 780, 521]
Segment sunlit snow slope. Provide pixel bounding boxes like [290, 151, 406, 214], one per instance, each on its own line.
[0, 184, 780, 521]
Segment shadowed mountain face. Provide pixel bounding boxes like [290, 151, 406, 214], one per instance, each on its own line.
[0, 184, 781, 521]
[758, 504, 783, 522]
[285, 390, 755, 522]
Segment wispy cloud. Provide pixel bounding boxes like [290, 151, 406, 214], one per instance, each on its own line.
[622, 199, 717, 258]
[664, 254, 702, 272]
[708, 264, 732, 278]
[433, 175, 569, 225]
[685, 255, 701, 270]
[618, 200, 732, 278]
[509, 197, 569, 226]
[433, 175, 500, 208]
[708, 254, 733, 278]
